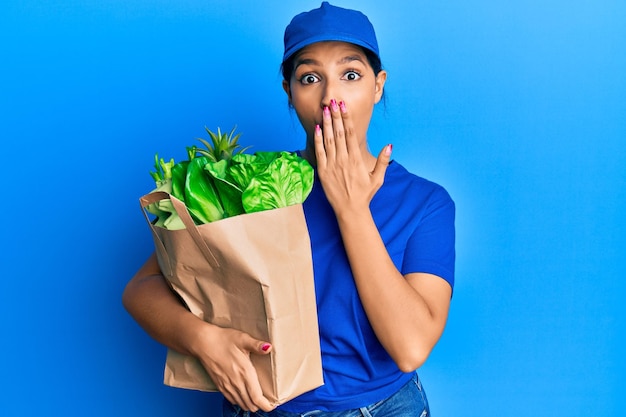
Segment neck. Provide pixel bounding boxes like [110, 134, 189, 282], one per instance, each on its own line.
[300, 147, 317, 168]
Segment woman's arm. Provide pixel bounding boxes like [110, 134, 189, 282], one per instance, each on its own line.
[335, 211, 451, 371]
[314, 101, 452, 371]
[122, 253, 276, 412]
[122, 253, 204, 355]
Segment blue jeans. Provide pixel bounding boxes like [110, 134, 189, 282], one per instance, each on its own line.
[222, 373, 430, 417]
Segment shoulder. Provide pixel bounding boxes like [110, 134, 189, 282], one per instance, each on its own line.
[383, 161, 454, 209]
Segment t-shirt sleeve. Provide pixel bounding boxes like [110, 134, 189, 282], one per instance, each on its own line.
[401, 185, 456, 290]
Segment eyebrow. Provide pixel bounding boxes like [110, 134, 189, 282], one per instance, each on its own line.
[294, 55, 366, 71]
[339, 55, 365, 65]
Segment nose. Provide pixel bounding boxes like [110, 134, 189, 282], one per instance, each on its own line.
[320, 79, 339, 109]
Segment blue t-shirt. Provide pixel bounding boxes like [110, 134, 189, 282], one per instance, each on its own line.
[280, 160, 455, 412]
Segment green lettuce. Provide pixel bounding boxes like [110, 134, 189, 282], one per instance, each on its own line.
[146, 155, 185, 230]
[238, 152, 314, 213]
[147, 127, 314, 229]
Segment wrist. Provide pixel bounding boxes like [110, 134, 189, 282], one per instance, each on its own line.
[335, 206, 372, 227]
[177, 314, 218, 358]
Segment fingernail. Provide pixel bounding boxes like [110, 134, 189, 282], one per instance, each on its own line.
[323, 106, 330, 117]
[330, 99, 338, 111]
[315, 124, 321, 134]
[261, 343, 271, 352]
[386, 144, 393, 156]
[339, 100, 346, 113]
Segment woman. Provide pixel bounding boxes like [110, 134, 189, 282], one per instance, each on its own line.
[123, 2, 455, 416]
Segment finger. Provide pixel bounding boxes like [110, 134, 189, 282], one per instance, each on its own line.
[339, 100, 358, 156]
[212, 332, 273, 412]
[221, 382, 251, 412]
[233, 359, 273, 412]
[240, 332, 272, 355]
[330, 99, 347, 158]
[371, 144, 393, 185]
[240, 382, 264, 412]
[246, 380, 275, 412]
[321, 105, 336, 162]
[229, 356, 274, 412]
[220, 361, 265, 412]
[314, 123, 327, 170]
[240, 337, 275, 411]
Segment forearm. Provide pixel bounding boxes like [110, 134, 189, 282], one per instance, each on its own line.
[122, 253, 213, 357]
[336, 209, 448, 371]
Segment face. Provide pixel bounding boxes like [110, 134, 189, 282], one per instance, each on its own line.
[282, 41, 387, 153]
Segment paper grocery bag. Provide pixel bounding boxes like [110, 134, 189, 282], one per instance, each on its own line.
[139, 191, 323, 405]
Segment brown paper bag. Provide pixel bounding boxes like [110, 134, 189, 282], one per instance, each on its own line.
[139, 191, 323, 405]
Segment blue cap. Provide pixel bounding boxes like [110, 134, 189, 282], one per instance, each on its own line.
[283, 2, 380, 63]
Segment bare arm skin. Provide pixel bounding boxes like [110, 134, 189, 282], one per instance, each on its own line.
[314, 100, 452, 371]
[122, 253, 275, 412]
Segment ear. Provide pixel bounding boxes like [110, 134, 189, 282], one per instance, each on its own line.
[282, 79, 292, 103]
[374, 70, 387, 104]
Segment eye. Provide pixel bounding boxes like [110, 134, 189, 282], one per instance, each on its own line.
[343, 70, 362, 81]
[299, 74, 320, 85]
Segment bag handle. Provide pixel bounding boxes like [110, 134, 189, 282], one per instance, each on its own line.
[139, 191, 220, 269]
[139, 192, 173, 276]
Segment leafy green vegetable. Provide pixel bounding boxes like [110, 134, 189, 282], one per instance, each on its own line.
[195, 126, 250, 162]
[149, 154, 174, 185]
[147, 126, 314, 229]
[184, 156, 225, 224]
[146, 155, 185, 230]
[240, 153, 314, 213]
[226, 154, 269, 189]
[204, 159, 245, 217]
[170, 160, 188, 202]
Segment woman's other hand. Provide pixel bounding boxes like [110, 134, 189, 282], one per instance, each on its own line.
[314, 98, 392, 218]
[192, 325, 276, 412]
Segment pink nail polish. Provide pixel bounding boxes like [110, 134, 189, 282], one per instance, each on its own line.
[323, 106, 330, 117]
[339, 100, 346, 113]
[261, 343, 271, 352]
[330, 99, 338, 111]
[386, 144, 393, 155]
[315, 124, 321, 134]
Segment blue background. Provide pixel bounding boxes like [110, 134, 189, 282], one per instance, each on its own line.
[1, 0, 624, 415]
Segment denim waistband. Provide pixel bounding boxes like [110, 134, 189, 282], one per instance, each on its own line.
[222, 372, 430, 417]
